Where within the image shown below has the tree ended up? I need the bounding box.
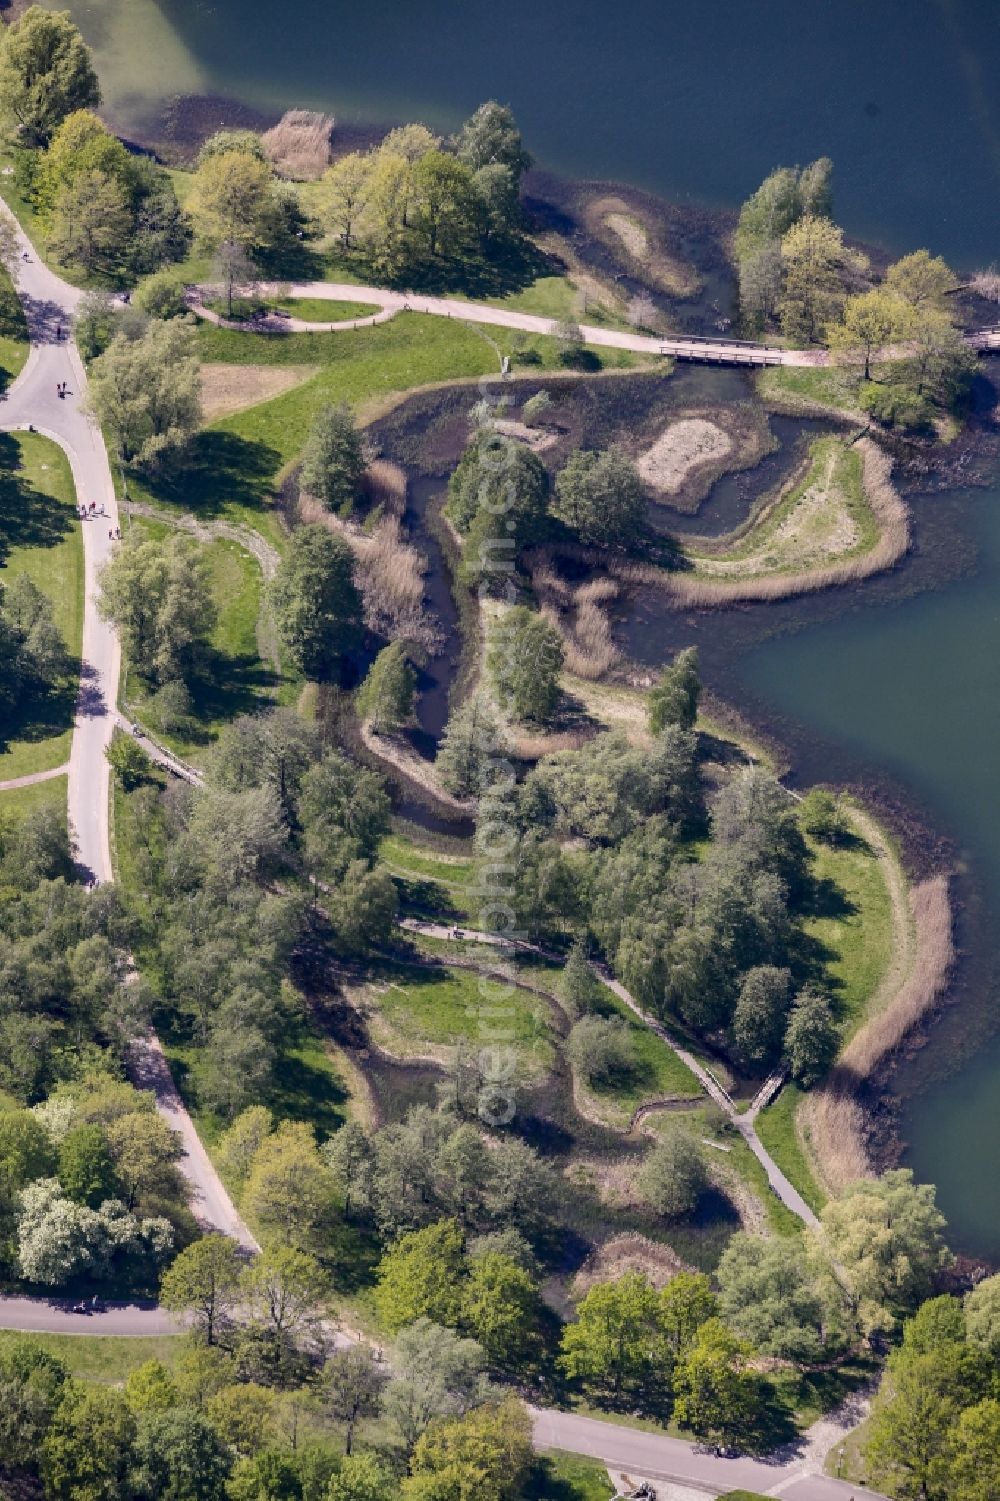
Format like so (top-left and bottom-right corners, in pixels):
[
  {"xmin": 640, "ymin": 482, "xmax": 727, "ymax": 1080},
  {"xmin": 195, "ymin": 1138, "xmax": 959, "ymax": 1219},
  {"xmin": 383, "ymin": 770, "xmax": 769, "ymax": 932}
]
[
  {"xmin": 42, "ymin": 1385, "xmax": 137, "ymax": 1501},
  {"xmin": 131, "ymin": 1405, "xmax": 231, "ymax": 1501},
  {"xmin": 447, "ymin": 433, "xmax": 549, "ymax": 584},
  {"xmin": 716, "ymin": 1232, "xmax": 844, "ymax": 1362},
  {"xmin": 298, "ymin": 750, "xmax": 390, "ymax": 883},
  {"xmin": 558, "ymin": 941, "xmax": 601, "ymax": 1018},
  {"xmin": 239, "ymin": 1246, "xmax": 328, "ymax": 1339},
  {"xmin": 187, "ymin": 150, "xmax": 278, "ymax": 253},
  {"xmin": 672, "ymin": 1318, "xmax": 765, "ymax": 1451},
  {"xmin": 658, "ymin": 1272, "xmax": 718, "ymax": 1357},
  {"xmin": 270, "ymin": 526, "xmax": 361, "ymax": 682},
  {"xmin": 455, "ymin": 101, "xmax": 531, "ymax": 190},
  {"xmin": 357, "ymin": 642, "xmax": 416, "ymax": 732},
  {"xmin": 779, "ymin": 215, "xmax": 868, "ymax": 345},
  {"xmin": 48, "ymin": 168, "xmax": 132, "ymax": 276},
  {"xmin": 461, "ymin": 1252, "xmax": 541, "ymax": 1371},
  {"xmin": 820, "ymin": 1170, "xmax": 951, "ymax": 1327},
  {"xmin": 638, "ymin": 1126, "xmax": 707, "ymax": 1220},
  {"xmin": 552, "ymin": 446, "xmax": 646, "ymax": 548},
  {"xmin": 732, "ymin": 965, "xmax": 792, "ymax": 1064},
  {"xmin": 211, "ymin": 239, "xmax": 258, "ymax": 319},
  {"xmin": 827, "ymin": 288, "xmax": 908, "ymax": 380},
  {"xmin": 375, "ymin": 1217, "xmax": 466, "ymax": 1333},
  {"xmin": 88, "ymin": 322, "xmax": 202, "ymax": 470},
  {"xmin": 405, "ymin": 1396, "xmax": 533, "ymax": 1501},
  {"xmin": 965, "ymin": 1272, "xmax": 1000, "ymax": 1357},
  {"xmin": 300, "ymin": 404, "xmax": 366, "ymax": 515},
  {"xmin": 57, "ymin": 1123, "xmax": 117, "ymax": 1207},
  {"xmin": 0, "ymin": 6, "xmax": 100, "ymax": 146},
  {"xmin": 123, "ymin": 1359, "xmax": 179, "ymax": 1414},
  {"xmin": 487, "ymin": 606, "xmax": 564, "ymax": 724},
  {"xmin": 435, "ymin": 693, "xmax": 505, "ymax": 800},
  {"xmin": 382, "ymin": 1318, "xmax": 489, "ymax": 1451},
  {"xmin": 733, "ymin": 159, "xmax": 832, "ymax": 330},
  {"xmin": 0, "ymin": 1339, "xmax": 68, "ymax": 1479},
  {"xmin": 244, "ymin": 1122, "xmax": 336, "ymax": 1249},
  {"xmin": 559, "ymin": 1271, "xmax": 662, "ymax": 1403},
  {"xmin": 159, "ymin": 1235, "xmax": 243, "ymax": 1345},
  {"xmin": 327, "ymin": 1451, "xmax": 396, "ymax": 1501},
  {"xmin": 322, "ymin": 151, "xmax": 375, "ymax": 248},
  {"xmin": 106, "ymin": 734, "xmax": 153, "ymax": 791},
  {"xmin": 885, "ymin": 249, "xmax": 955, "ymax": 310},
  {"xmin": 783, "ymin": 987, "xmax": 838, "ymax": 1086},
  {"xmin": 321, "ymin": 1346, "xmax": 387, "ymax": 1455},
  {"xmin": 866, "ymin": 1342, "xmax": 990, "ymax": 1501},
  {"xmin": 205, "ymin": 1382, "xmax": 277, "ymax": 1459},
  {"xmin": 135, "ymin": 271, "xmax": 188, "ymax": 321},
  {"xmin": 948, "ymin": 1399, "xmax": 1000, "ymax": 1501},
  {"xmin": 103, "ymin": 1109, "xmax": 183, "ymax": 1211},
  {"xmin": 566, "ymin": 1015, "xmax": 635, "ymax": 1088},
  {"xmin": 411, "ymin": 151, "xmax": 475, "ymax": 258},
  {"xmin": 648, "ymin": 646, "xmax": 700, "ymax": 733}
]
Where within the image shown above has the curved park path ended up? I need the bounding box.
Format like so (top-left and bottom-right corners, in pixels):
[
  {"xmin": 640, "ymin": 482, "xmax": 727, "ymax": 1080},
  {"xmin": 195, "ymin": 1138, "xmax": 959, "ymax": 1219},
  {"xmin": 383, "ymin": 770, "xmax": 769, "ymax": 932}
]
[
  {"xmin": 0, "ymin": 213, "xmax": 889, "ymax": 1497},
  {"xmin": 0, "ymin": 206, "xmax": 257, "ymax": 1255},
  {"xmin": 193, "ymin": 278, "xmax": 1000, "ymax": 364}
]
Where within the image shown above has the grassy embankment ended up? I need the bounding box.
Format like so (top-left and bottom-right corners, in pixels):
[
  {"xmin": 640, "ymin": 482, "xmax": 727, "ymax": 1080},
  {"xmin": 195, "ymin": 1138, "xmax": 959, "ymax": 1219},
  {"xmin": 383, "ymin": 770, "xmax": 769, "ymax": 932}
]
[
  {"xmin": 205, "ymin": 296, "xmax": 382, "ymax": 323},
  {"xmin": 0, "ymin": 1330, "xmax": 182, "ymax": 1381},
  {"xmin": 0, "ymin": 433, "xmax": 82, "ymax": 781},
  {"xmin": 661, "ymin": 435, "xmax": 908, "ymax": 605}
]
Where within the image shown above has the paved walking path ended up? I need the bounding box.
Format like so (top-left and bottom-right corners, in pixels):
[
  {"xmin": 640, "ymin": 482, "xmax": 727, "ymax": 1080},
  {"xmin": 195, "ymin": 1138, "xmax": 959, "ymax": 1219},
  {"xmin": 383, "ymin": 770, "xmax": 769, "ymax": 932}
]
[
  {"xmin": 0, "ymin": 762, "xmax": 69, "ymax": 791},
  {"xmin": 0, "ymin": 207, "xmax": 255, "ymax": 1252},
  {"xmin": 193, "ymin": 279, "xmax": 1000, "ymax": 367},
  {"xmin": 1, "ymin": 210, "xmax": 118, "ymax": 885}
]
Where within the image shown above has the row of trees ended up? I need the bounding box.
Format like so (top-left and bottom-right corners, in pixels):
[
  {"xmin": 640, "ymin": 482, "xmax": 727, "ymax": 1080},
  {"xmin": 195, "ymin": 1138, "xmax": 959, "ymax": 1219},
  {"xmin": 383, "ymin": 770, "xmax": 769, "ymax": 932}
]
[
  {"xmin": 0, "ymin": 572, "xmax": 71, "ymax": 718},
  {"xmin": 321, "ymin": 101, "xmax": 531, "ymax": 281}
]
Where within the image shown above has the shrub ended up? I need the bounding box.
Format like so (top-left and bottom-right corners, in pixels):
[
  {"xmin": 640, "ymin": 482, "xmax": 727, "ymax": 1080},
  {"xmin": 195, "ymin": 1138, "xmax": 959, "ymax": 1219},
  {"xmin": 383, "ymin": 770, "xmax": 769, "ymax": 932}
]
[
  {"xmin": 566, "ymin": 1015, "xmax": 636, "ymax": 1086},
  {"xmin": 135, "ymin": 272, "xmax": 188, "ymax": 320}
]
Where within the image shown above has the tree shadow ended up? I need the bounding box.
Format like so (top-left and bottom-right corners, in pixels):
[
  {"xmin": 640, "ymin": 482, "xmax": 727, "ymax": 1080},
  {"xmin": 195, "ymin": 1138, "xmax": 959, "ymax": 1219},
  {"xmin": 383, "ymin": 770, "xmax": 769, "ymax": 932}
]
[
  {"xmin": 140, "ymin": 432, "xmax": 282, "ymax": 519},
  {"xmin": 0, "ymin": 431, "xmax": 75, "ymax": 564},
  {"xmin": 185, "ymin": 644, "xmax": 281, "ymax": 737}
]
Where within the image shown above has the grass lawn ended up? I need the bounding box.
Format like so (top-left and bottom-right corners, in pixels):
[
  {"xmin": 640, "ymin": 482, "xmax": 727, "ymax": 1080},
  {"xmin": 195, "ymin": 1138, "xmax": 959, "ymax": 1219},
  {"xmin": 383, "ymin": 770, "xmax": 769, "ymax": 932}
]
[
  {"xmin": 121, "ymin": 522, "xmax": 278, "ymax": 762},
  {"xmin": 206, "ymin": 296, "xmax": 382, "ymax": 323},
  {"xmin": 380, "ymin": 833, "xmax": 474, "ymax": 888},
  {"xmin": 0, "ymin": 773, "xmax": 67, "ymax": 823},
  {"xmin": 0, "ymin": 1330, "xmax": 183, "ymax": 1382},
  {"xmin": 0, "ymin": 433, "xmax": 82, "ymax": 779},
  {"xmin": 580, "ymin": 984, "xmax": 703, "ymax": 1128},
  {"xmin": 521, "ymin": 1451, "xmax": 614, "ymax": 1500},
  {"xmin": 757, "ymin": 363, "xmax": 864, "ymax": 418},
  {"xmin": 756, "ymin": 1085, "xmax": 826, "ymax": 1215},
  {"xmin": 359, "ymin": 959, "xmax": 556, "ymax": 1076},
  {"xmin": 804, "ymin": 827, "xmax": 894, "ymax": 1040}
]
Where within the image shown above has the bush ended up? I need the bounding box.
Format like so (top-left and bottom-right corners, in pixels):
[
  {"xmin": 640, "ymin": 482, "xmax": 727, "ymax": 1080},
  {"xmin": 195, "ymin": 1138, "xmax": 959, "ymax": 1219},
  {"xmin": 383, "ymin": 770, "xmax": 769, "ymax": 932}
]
[
  {"xmin": 638, "ymin": 1127, "xmax": 708, "ymax": 1218},
  {"xmin": 799, "ymin": 788, "xmax": 847, "ymax": 843},
  {"xmin": 135, "ymin": 272, "xmax": 188, "ymax": 320},
  {"xmin": 566, "ymin": 1015, "xmax": 636, "ymax": 1086},
  {"xmin": 859, "ymin": 381, "xmax": 933, "ymax": 431}
]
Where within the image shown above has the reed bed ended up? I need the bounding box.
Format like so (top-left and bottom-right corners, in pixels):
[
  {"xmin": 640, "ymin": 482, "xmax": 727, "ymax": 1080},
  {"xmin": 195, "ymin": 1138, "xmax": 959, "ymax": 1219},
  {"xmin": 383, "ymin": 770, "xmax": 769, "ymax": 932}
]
[
  {"xmin": 261, "ymin": 110, "xmax": 334, "ymax": 179},
  {"xmin": 297, "ymin": 495, "xmax": 440, "ymax": 651},
  {"xmin": 530, "ymin": 557, "xmax": 622, "ymax": 680},
  {"xmin": 803, "ymin": 873, "xmax": 954, "ymax": 1194},
  {"xmin": 361, "ymin": 459, "xmax": 408, "ymax": 516}
]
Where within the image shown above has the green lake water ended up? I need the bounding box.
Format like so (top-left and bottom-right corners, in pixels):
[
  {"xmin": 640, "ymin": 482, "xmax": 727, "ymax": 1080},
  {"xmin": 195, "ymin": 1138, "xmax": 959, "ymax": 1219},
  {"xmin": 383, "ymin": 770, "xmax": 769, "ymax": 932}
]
[{"xmin": 56, "ymin": 0, "xmax": 1000, "ymax": 1252}]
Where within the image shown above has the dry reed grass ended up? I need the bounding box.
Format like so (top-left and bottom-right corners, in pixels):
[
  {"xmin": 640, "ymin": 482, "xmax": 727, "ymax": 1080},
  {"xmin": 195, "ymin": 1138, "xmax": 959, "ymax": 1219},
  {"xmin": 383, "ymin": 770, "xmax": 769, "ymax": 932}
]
[
  {"xmin": 570, "ymin": 1232, "xmax": 689, "ymax": 1297},
  {"xmin": 261, "ymin": 110, "xmax": 334, "ymax": 179},
  {"xmin": 630, "ymin": 440, "xmax": 909, "ymax": 607},
  {"xmin": 530, "ymin": 559, "xmax": 621, "ymax": 679},
  {"xmin": 803, "ymin": 874, "xmax": 954, "ymax": 1193},
  {"xmin": 298, "ymin": 495, "xmax": 440, "ymax": 650},
  {"xmin": 361, "ymin": 459, "xmax": 407, "ymax": 516}
]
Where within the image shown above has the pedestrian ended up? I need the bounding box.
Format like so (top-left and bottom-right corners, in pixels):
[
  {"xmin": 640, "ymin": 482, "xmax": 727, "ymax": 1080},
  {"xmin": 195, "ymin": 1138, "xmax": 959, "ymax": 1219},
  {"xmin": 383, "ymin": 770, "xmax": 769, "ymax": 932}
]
[
  {"xmin": 56, "ymin": 323, "xmax": 61, "ymax": 339},
  {"xmin": 109, "ymin": 528, "xmax": 113, "ymax": 539},
  {"xmin": 56, "ymin": 383, "xmax": 63, "ymax": 398}
]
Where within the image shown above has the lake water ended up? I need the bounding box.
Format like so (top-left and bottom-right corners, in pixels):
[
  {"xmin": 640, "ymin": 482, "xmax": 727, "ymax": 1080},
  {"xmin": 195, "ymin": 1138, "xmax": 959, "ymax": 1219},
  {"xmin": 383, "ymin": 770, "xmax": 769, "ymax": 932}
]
[{"xmin": 57, "ymin": 0, "xmax": 1000, "ymax": 1252}]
